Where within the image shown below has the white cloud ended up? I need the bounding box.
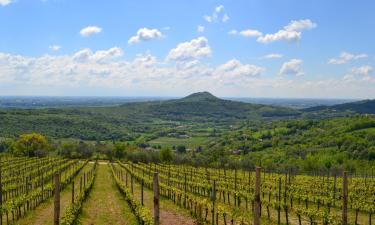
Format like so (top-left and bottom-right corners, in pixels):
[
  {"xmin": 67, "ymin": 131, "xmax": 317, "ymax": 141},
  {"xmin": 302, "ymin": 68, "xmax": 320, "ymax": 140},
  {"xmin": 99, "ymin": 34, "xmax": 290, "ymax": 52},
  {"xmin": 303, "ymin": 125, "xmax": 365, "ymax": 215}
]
[
  {"xmin": 228, "ymin": 30, "xmax": 238, "ymax": 35},
  {"xmin": 222, "ymin": 14, "xmax": 230, "ymax": 22},
  {"xmin": 167, "ymin": 37, "xmax": 211, "ymax": 61},
  {"xmin": 0, "ymin": 48, "xmax": 374, "ymax": 98},
  {"xmin": 0, "ymin": 0, "xmax": 12, "ymax": 6},
  {"xmin": 263, "ymin": 53, "xmax": 283, "ymax": 59},
  {"xmin": 351, "ymin": 65, "xmax": 373, "ymax": 76},
  {"xmin": 128, "ymin": 28, "xmax": 163, "ymax": 45},
  {"xmin": 284, "ymin": 19, "xmax": 317, "ymax": 31},
  {"xmin": 257, "ymin": 19, "xmax": 316, "ymax": 43},
  {"xmin": 239, "ymin": 29, "xmax": 263, "ymax": 38},
  {"xmin": 279, "ymin": 59, "xmax": 304, "ymax": 76},
  {"xmin": 328, "ymin": 52, "xmax": 368, "ymax": 65},
  {"xmin": 73, "ymin": 47, "xmax": 123, "ymax": 63},
  {"xmin": 204, "ymin": 5, "xmax": 229, "ymax": 23},
  {"xmin": 197, "ymin": 25, "xmax": 205, "ymax": 33},
  {"xmin": 216, "ymin": 59, "xmax": 264, "ymax": 78},
  {"xmin": 80, "ymin": 26, "xmax": 102, "ymax": 37},
  {"xmin": 49, "ymin": 45, "xmax": 61, "ymax": 51},
  {"xmin": 258, "ymin": 29, "xmax": 301, "ymax": 43}
]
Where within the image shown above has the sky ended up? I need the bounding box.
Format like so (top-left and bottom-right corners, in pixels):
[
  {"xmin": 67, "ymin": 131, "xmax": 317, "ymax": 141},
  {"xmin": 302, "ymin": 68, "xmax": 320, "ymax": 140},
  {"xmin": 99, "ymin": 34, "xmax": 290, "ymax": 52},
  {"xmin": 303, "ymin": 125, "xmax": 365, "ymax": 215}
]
[{"xmin": 0, "ymin": 0, "xmax": 374, "ymax": 98}]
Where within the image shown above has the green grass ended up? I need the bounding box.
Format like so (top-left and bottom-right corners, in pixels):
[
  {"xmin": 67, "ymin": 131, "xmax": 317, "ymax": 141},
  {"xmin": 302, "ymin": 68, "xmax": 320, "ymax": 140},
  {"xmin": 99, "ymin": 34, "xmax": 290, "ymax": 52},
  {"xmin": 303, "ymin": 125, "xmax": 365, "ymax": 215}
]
[
  {"xmin": 79, "ymin": 163, "xmax": 138, "ymax": 225},
  {"xmin": 148, "ymin": 136, "xmax": 214, "ymax": 148}
]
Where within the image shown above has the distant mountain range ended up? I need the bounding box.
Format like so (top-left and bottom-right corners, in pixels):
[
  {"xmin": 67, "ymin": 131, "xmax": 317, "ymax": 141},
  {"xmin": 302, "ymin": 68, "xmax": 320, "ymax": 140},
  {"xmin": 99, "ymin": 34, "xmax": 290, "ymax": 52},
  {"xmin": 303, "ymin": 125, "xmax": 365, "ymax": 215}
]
[{"xmin": 303, "ymin": 99, "xmax": 375, "ymax": 114}]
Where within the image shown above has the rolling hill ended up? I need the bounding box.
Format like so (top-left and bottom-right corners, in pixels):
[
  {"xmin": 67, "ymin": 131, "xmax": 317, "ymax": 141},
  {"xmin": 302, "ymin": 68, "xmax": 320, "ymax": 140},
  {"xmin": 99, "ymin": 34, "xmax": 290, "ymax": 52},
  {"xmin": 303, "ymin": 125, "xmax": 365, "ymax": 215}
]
[
  {"xmin": 0, "ymin": 92, "xmax": 300, "ymax": 140},
  {"xmin": 303, "ymin": 99, "xmax": 375, "ymax": 114}
]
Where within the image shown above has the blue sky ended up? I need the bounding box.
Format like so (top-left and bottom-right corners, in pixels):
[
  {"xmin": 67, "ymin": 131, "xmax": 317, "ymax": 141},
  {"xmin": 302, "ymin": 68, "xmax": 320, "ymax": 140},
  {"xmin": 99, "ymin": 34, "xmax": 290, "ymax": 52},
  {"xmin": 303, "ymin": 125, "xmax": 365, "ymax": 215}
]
[{"xmin": 0, "ymin": 0, "xmax": 374, "ymax": 98}]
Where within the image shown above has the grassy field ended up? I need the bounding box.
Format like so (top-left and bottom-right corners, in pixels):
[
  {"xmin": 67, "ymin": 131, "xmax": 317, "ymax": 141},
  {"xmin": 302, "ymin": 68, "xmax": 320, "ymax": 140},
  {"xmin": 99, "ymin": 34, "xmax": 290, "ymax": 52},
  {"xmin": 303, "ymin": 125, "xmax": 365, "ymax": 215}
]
[
  {"xmin": 79, "ymin": 163, "xmax": 138, "ymax": 225},
  {"xmin": 148, "ymin": 136, "xmax": 214, "ymax": 148}
]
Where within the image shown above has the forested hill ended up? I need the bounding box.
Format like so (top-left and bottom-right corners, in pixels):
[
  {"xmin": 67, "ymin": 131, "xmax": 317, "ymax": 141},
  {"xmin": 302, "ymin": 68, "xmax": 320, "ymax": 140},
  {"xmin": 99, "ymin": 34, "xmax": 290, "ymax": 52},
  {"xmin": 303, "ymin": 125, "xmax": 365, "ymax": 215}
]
[
  {"xmin": 0, "ymin": 92, "xmax": 299, "ymax": 140},
  {"xmin": 117, "ymin": 91, "xmax": 300, "ymax": 121},
  {"xmin": 303, "ymin": 99, "xmax": 375, "ymax": 114}
]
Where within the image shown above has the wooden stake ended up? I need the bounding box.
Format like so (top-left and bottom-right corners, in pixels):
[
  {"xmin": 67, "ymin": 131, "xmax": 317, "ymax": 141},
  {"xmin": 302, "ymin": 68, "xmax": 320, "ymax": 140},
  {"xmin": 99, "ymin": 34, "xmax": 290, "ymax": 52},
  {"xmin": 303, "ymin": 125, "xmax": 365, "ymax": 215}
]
[
  {"xmin": 71, "ymin": 181, "xmax": 75, "ymax": 204},
  {"xmin": 254, "ymin": 167, "xmax": 261, "ymax": 225},
  {"xmin": 54, "ymin": 173, "xmax": 60, "ymax": 225},
  {"xmin": 342, "ymin": 171, "xmax": 348, "ymax": 225},
  {"xmin": 153, "ymin": 173, "xmax": 160, "ymax": 225},
  {"xmin": 211, "ymin": 180, "xmax": 216, "ymax": 225},
  {"xmin": 141, "ymin": 180, "xmax": 144, "ymax": 206}
]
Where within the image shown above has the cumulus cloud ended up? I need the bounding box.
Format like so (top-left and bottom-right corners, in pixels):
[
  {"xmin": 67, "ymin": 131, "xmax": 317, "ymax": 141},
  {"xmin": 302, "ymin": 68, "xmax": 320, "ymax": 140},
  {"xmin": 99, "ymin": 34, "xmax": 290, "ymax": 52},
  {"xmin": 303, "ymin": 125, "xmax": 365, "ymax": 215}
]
[
  {"xmin": 49, "ymin": 45, "xmax": 61, "ymax": 51},
  {"xmin": 239, "ymin": 29, "xmax": 263, "ymax": 38},
  {"xmin": 284, "ymin": 19, "xmax": 317, "ymax": 31},
  {"xmin": 204, "ymin": 5, "xmax": 229, "ymax": 23},
  {"xmin": 328, "ymin": 52, "xmax": 368, "ymax": 65},
  {"xmin": 197, "ymin": 25, "xmax": 205, "ymax": 33},
  {"xmin": 167, "ymin": 37, "xmax": 211, "ymax": 61},
  {"xmin": 128, "ymin": 28, "xmax": 163, "ymax": 44},
  {"xmin": 0, "ymin": 0, "xmax": 12, "ymax": 6},
  {"xmin": 228, "ymin": 30, "xmax": 238, "ymax": 35},
  {"xmin": 0, "ymin": 48, "xmax": 374, "ymax": 98},
  {"xmin": 279, "ymin": 59, "xmax": 304, "ymax": 76},
  {"xmin": 216, "ymin": 59, "xmax": 264, "ymax": 78},
  {"xmin": 80, "ymin": 26, "xmax": 102, "ymax": 37},
  {"xmin": 263, "ymin": 53, "xmax": 283, "ymax": 59},
  {"xmin": 351, "ymin": 65, "xmax": 373, "ymax": 76},
  {"xmin": 73, "ymin": 47, "xmax": 123, "ymax": 63},
  {"xmin": 257, "ymin": 19, "xmax": 316, "ymax": 43}
]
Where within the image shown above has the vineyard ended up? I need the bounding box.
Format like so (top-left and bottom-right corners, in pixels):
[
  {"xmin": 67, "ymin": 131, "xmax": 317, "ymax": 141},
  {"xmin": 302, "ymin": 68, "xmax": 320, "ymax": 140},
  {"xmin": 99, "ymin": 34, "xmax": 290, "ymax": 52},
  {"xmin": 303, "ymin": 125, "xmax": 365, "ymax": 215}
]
[{"xmin": 0, "ymin": 156, "xmax": 374, "ymax": 225}]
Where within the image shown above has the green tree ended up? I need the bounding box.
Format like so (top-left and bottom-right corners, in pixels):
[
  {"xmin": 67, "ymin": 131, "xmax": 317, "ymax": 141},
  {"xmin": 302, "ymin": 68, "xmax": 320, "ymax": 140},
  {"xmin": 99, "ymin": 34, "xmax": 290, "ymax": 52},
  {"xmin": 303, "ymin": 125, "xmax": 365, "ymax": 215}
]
[
  {"xmin": 160, "ymin": 148, "xmax": 173, "ymax": 162},
  {"xmin": 12, "ymin": 133, "xmax": 51, "ymax": 157},
  {"xmin": 113, "ymin": 142, "xmax": 127, "ymax": 159},
  {"xmin": 176, "ymin": 145, "xmax": 186, "ymax": 153}
]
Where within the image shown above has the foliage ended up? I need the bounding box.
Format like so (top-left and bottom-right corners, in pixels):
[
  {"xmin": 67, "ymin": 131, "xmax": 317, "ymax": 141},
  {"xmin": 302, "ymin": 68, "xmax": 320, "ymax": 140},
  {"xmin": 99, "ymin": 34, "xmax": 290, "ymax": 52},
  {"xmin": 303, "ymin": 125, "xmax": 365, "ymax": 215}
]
[{"xmin": 11, "ymin": 133, "xmax": 51, "ymax": 157}]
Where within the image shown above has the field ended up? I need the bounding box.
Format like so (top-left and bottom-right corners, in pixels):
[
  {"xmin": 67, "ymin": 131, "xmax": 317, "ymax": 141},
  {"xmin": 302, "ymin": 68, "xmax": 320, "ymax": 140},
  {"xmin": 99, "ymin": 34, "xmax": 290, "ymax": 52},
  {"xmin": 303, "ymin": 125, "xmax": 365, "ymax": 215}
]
[
  {"xmin": 148, "ymin": 136, "xmax": 215, "ymax": 149},
  {"xmin": 1, "ymin": 156, "xmax": 373, "ymax": 225}
]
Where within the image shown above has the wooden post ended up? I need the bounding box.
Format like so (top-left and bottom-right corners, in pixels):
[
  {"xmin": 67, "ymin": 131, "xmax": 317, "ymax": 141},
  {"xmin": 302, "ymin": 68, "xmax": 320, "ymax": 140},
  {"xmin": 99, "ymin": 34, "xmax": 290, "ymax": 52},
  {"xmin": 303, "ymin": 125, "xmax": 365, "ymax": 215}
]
[
  {"xmin": 333, "ymin": 174, "xmax": 337, "ymax": 207},
  {"xmin": 80, "ymin": 177, "xmax": 82, "ymax": 193},
  {"xmin": 184, "ymin": 173, "xmax": 187, "ymax": 208},
  {"xmin": 153, "ymin": 173, "xmax": 160, "ymax": 225},
  {"xmin": 0, "ymin": 163, "xmax": 2, "ymax": 225},
  {"xmin": 342, "ymin": 171, "xmax": 348, "ymax": 225},
  {"xmin": 254, "ymin": 167, "xmax": 261, "ymax": 225},
  {"xmin": 131, "ymin": 174, "xmax": 134, "ymax": 194},
  {"xmin": 141, "ymin": 180, "xmax": 144, "ymax": 206},
  {"xmin": 278, "ymin": 177, "xmax": 281, "ymax": 225},
  {"xmin": 71, "ymin": 181, "xmax": 75, "ymax": 204},
  {"xmin": 234, "ymin": 169, "xmax": 237, "ymax": 207},
  {"xmin": 54, "ymin": 173, "xmax": 60, "ymax": 225},
  {"xmin": 211, "ymin": 180, "xmax": 216, "ymax": 225}
]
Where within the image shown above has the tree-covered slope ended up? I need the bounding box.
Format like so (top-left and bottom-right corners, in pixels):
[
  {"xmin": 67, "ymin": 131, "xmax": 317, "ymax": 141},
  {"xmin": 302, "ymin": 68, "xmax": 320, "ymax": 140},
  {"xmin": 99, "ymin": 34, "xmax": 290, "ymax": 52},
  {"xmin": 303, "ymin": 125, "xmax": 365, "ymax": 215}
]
[
  {"xmin": 0, "ymin": 92, "xmax": 299, "ymax": 140},
  {"xmin": 303, "ymin": 99, "xmax": 375, "ymax": 114}
]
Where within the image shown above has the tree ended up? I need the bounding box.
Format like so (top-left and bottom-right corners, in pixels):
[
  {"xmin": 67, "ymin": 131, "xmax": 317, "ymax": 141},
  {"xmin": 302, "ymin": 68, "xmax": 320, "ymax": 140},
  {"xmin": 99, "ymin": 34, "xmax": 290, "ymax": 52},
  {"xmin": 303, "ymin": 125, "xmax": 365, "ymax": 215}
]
[
  {"xmin": 12, "ymin": 133, "xmax": 51, "ymax": 157},
  {"xmin": 160, "ymin": 148, "xmax": 173, "ymax": 162},
  {"xmin": 176, "ymin": 145, "xmax": 186, "ymax": 153},
  {"xmin": 58, "ymin": 142, "xmax": 78, "ymax": 158},
  {"xmin": 113, "ymin": 142, "xmax": 127, "ymax": 159}
]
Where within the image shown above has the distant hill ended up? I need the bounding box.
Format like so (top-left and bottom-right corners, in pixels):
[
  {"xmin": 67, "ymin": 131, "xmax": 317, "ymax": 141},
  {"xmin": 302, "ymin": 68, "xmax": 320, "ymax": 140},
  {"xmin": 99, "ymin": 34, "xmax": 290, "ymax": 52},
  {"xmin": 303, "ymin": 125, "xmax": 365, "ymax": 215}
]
[
  {"xmin": 0, "ymin": 92, "xmax": 300, "ymax": 140},
  {"xmin": 116, "ymin": 92, "xmax": 300, "ymax": 122},
  {"xmin": 303, "ymin": 99, "xmax": 375, "ymax": 114}
]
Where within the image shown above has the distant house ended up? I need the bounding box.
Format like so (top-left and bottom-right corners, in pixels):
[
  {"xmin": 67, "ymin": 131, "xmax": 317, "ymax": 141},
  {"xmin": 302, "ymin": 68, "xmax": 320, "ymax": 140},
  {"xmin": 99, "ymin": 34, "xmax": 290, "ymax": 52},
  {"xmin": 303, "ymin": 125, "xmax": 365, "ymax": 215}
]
[
  {"xmin": 144, "ymin": 147, "xmax": 160, "ymax": 152},
  {"xmin": 179, "ymin": 134, "xmax": 190, "ymax": 138},
  {"xmin": 231, "ymin": 149, "xmax": 242, "ymax": 155}
]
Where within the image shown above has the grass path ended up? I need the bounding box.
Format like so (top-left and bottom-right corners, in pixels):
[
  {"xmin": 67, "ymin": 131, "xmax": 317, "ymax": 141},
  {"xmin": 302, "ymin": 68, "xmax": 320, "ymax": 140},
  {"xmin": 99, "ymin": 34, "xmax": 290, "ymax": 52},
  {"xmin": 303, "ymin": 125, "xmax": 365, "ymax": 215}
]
[
  {"xmin": 129, "ymin": 171, "xmax": 197, "ymax": 225},
  {"xmin": 16, "ymin": 161, "xmax": 92, "ymax": 225},
  {"xmin": 79, "ymin": 163, "xmax": 138, "ymax": 225}
]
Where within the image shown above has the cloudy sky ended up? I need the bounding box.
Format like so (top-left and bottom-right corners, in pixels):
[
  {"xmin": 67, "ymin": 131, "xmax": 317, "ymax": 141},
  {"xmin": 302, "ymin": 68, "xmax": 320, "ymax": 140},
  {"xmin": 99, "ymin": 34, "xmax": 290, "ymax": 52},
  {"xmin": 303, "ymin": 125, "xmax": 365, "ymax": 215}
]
[{"xmin": 0, "ymin": 0, "xmax": 374, "ymax": 98}]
